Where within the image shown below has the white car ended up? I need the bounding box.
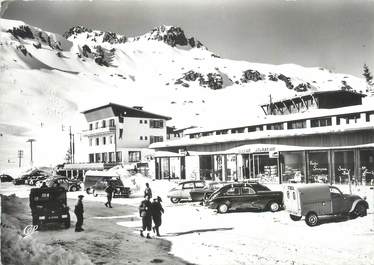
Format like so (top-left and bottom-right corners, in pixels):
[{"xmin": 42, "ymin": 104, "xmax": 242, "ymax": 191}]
[{"xmin": 167, "ymin": 180, "xmax": 205, "ymax": 203}]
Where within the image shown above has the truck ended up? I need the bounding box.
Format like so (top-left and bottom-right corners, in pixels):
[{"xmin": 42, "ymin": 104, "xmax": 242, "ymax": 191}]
[
  {"xmin": 29, "ymin": 187, "xmax": 70, "ymax": 229},
  {"xmin": 284, "ymin": 184, "xmax": 369, "ymax": 226}
]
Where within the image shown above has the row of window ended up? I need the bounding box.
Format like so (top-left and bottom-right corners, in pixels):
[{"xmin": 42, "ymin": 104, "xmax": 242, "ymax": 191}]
[
  {"xmin": 89, "ymin": 136, "xmax": 114, "ymax": 146},
  {"xmin": 89, "ymin": 119, "xmax": 117, "ymax": 130},
  {"xmin": 189, "ymin": 111, "xmax": 374, "ymax": 139},
  {"xmin": 88, "ymin": 151, "xmax": 141, "ymax": 163}
]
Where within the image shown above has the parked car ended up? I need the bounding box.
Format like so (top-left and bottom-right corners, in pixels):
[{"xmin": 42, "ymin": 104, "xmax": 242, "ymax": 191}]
[
  {"xmin": 167, "ymin": 180, "xmax": 206, "ymax": 203},
  {"xmin": 284, "ymin": 184, "xmax": 369, "ymax": 226},
  {"xmin": 45, "ymin": 176, "xmax": 81, "ymax": 192},
  {"xmin": 14, "ymin": 169, "xmax": 50, "ymax": 185},
  {"xmin": 206, "ymin": 182, "xmax": 283, "ymax": 213},
  {"xmin": 91, "ymin": 178, "xmax": 131, "ymax": 198},
  {"xmin": 29, "ymin": 186, "xmax": 70, "ymax": 229},
  {"xmin": 190, "ymin": 181, "xmax": 232, "ymax": 202},
  {"xmin": 0, "ymin": 174, "xmax": 13, "ymax": 182},
  {"xmin": 84, "ymin": 170, "xmax": 121, "ymax": 194}
]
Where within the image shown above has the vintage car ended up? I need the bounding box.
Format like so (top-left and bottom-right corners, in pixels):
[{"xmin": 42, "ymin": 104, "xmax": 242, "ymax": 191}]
[
  {"xmin": 91, "ymin": 178, "xmax": 131, "ymax": 198},
  {"xmin": 205, "ymin": 182, "xmax": 283, "ymax": 213},
  {"xmin": 14, "ymin": 169, "xmax": 49, "ymax": 185},
  {"xmin": 284, "ymin": 184, "xmax": 369, "ymax": 226},
  {"xmin": 45, "ymin": 176, "xmax": 81, "ymax": 192},
  {"xmin": 189, "ymin": 181, "xmax": 232, "ymax": 202},
  {"xmin": 167, "ymin": 180, "xmax": 206, "ymax": 203},
  {"xmin": 29, "ymin": 187, "xmax": 70, "ymax": 229},
  {"xmin": 0, "ymin": 174, "xmax": 13, "ymax": 182}
]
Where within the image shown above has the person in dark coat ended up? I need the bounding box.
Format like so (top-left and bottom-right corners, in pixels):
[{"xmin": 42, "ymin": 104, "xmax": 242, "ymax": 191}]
[
  {"xmin": 74, "ymin": 195, "xmax": 84, "ymax": 232},
  {"xmin": 139, "ymin": 195, "xmax": 152, "ymax": 238},
  {"xmin": 104, "ymin": 182, "xmax": 114, "ymax": 208},
  {"xmin": 144, "ymin": 183, "xmax": 152, "ymax": 198},
  {"xmin": 151, "ymin": 196, "xmax": 164, "ymax": 237}
]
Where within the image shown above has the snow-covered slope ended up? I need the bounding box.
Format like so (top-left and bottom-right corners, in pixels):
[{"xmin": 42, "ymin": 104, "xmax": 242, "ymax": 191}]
[{"xmin": 0, "ymin": 18, "xmax": 370, "ymax": 168}]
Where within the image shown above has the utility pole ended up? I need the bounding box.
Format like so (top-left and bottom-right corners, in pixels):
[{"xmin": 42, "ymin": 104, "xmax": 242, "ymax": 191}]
[
  {"xmin": 17, "ymin": 150, "xmax": 24, "ymax": 167},
  {"xmin": 26, "ymin": 139, "xmax": 36, "ymax": 167},
  {"xmin": 69, "ymin": 126, "xmax": 75, "ymax": 164}
]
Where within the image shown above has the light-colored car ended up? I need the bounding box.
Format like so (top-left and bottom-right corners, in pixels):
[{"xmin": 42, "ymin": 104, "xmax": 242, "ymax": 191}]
[
  {"xmin": 45, "ymin": 176, "xmax": 81, "ymax": 192},
  {"xmin": 284, "ymin": 184, "xmax": 369, "ymax": 226},
  {"xmin": 167, "ymin": 180, "xmax": 206, "ymax": 203}
]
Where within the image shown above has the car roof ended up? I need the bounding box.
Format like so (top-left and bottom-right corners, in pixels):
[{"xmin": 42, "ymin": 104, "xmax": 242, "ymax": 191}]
[{"xmin": 179, "ymin": 180, "xmax": 205, "ymax": 184}]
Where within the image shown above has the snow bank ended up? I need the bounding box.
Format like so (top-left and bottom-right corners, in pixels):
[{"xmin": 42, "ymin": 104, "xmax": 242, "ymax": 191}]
[{"xmin": 1, "ymin": 195, "xmax": 93, "ymax": 265}]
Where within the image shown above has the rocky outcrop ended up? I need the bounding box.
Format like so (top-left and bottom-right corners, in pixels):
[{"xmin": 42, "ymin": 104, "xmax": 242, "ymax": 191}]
[
  {"xmin": 277, "ymin": 74, "xmax": 294, "ymax": 90},
  {"xmin": 175, "ymin": 70, "xmax": 223, "ymax": 90},
  {"xmin": 241, "ymin": 69, "xmax": 265, "ymax": 82},
  {"xmin": 102, "ymin": 32, "xmax": 127, "ymax": 44},
  {"xmin": 7, "ymin": 26, "xmax": 34, "ymax": 39},
  {"xmin": 63, "ymin": 26, "xmax": 92, "ymax": 39},
  {"xmin": 16, "ymin": 45, "xmax": 32, "ymax": 57},
  {"xmin": 294, "ymin": 82, "xmax": 311, "ymax": 92}
]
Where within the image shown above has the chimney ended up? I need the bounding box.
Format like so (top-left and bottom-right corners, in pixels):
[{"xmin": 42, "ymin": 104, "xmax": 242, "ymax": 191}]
[{"xmin": 133, "ymin": 106, "xmax": 143, "ymax": 110}]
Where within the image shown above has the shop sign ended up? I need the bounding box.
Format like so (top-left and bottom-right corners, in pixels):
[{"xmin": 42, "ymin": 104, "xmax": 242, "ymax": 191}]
[{"xmin": 237, "ymin": 146, "xmax": 277, "ymax": 154}]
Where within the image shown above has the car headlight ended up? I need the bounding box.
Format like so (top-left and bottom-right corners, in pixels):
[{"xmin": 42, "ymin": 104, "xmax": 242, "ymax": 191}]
[{"xmin": 39, "ymin": 216, "xmax": 45, "ymax": 220}]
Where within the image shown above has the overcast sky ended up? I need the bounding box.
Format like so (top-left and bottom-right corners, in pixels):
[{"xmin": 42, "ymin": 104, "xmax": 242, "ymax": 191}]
[{"xmin": 2, "ymin": 0, "xmax": 374, "ymax": 77}]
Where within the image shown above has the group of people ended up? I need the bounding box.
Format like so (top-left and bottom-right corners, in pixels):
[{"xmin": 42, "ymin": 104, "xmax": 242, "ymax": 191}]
[
  {"xmin": 73, "ymin": 182, "xmax": 165, "ymax": 237},
  {"xmin": 139, "ymin": 183, "xmax": 165, "ymax": 238}
]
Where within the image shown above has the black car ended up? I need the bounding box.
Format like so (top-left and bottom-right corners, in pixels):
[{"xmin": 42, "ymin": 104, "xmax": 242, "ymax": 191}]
[
  {"xmin": 0, "ymin": 174, "xmax": 13, "ymax": 182},
  {"xmin": 91, "ymin": 178, "xmax": 131, "ymax": 198},
  {"xmin": 29, "ymin": 187, "xmax": 70, "ymax": 229},
  {"xmin": 206, "ymin": 182, "xmax": 283, "ymax": 213},
  {"xmin": 189, "ymin": 181, "xmax": 233, "ymax": 202}
]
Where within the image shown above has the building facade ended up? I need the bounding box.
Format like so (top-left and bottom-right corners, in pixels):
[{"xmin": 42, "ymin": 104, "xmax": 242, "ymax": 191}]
[
  {"xmin": 151, "ymin": 91, "xmax": 374, "ymax": 186},
  {"xmin": 82, "ymin": 103, "xmax": 171, "ymax": 165}
]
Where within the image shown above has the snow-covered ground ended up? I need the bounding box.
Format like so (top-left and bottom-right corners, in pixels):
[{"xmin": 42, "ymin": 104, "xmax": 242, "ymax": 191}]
[{"xmin": 2, "ymin": 180, "xmax": 374, "ymax": 265}]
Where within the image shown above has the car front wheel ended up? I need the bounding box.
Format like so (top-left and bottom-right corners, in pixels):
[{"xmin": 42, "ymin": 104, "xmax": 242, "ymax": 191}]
[
  {"xmin": 290, "ymin": 214, "xmax": 302, "ymax": 221},
  {"xmin": 305, "ymin": 212, "xmax": 319, "ymax": 227},
  {"xmin": 93, "ymin": 190, "xmax": 98, "ymax": 197},
  {"xmin": 269, "ymin": 202, "xmax": 280, "ymax": 212},
  {"xmin": 170, "ymin": 197, "xmax": 180, "ymax": 204},
  {"xmin": 70, "ymin": 186, "xmax": 77, "ymax": 192},
  {"xmin": 352, "ymin": 203, "xmax": 367, "ymax": 218},
  {"xmin": 218, "ymin": 203, "xmax": 228, "ymax": 214}
]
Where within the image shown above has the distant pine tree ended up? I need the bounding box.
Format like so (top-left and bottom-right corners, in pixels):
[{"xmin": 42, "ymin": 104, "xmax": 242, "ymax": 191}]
[{"xmin": 363, "ymin": 64, "xmax": 373, "ymax": 85}]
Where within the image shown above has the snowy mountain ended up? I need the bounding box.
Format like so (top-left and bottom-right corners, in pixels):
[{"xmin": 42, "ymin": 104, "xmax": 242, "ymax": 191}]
[{"xmin": 0, "ymin": 18, "xmax": 370, "ymax": 168}]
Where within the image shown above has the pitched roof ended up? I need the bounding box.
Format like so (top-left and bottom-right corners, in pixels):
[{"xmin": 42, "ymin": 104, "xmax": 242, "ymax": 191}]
[{"xmin": 81, "ymin": 103, "xmax": 172, "ymax": 120}]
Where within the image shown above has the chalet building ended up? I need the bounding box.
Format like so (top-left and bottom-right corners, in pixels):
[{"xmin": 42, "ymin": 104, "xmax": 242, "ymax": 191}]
[
  {"xmin": 82, "ymin": 103, "xmax": 171, "ymax": 165},
  {"xmin": 150, "ymin": 90, "xmax": 374, "ymax": 186}
]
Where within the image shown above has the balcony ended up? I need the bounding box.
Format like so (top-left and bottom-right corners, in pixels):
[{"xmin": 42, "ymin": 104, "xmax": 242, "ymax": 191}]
[{"xmin": 82, "ymin": 126, "xmax": 116, "ymax": 137}]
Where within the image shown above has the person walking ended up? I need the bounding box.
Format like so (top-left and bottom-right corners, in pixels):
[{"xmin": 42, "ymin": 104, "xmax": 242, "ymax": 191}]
[
  {"xmin": 74, "ymin": 195, "xmax": 84, "ymax": 232},
  {"xmin": 104, "ymin": 182, "xmax": 114, "ymax": 208},
  {"xmin": 139, "ymin": 195, "xmax": 152, "ymax": 239},
  {"xmin": 151, "ymin": 196, "xmax": 164, "ymax": 237},
  {"xmin": 144, "ymin": 182, "xmax": 152, "ymax": 198}
]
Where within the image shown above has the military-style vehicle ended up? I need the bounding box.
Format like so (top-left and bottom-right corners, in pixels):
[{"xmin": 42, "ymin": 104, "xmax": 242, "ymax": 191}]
[{"xmin": 29, "ymin": 187, "xmax": 70, "ymax": 229}]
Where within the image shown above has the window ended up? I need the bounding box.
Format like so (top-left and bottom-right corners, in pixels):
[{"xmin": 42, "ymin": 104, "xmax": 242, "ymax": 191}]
[
  {"xmin": 140, "ymin": 120, "xmax": 143, "ymax": 124},
  {"xmin": 89, "ymin": 138, "xmax": 92, "ymax": 146},
  {"xmin": 102, "ymin": 137, "xmax": 106, "ymax": 145},
  {"xmin": 267, "ymin": 123, "xmax": 284, "ymax": 130},
  {"xmin": 287, "ymin": 120, "xmax": 306, "ymax": 129},
  {"xmin": 109, "ymin": 136, "xmax": 113, "ymax": 144},
  {"xmin": 95, "ymin": 122, "xmax": 99, "ymax": 129},
  {"xmin": 118, "ymin": 116, "xmax": 124, "ymax": 123},
  {"xmin": 89, "ymin": 124, "xmax": 93, "ymax": 130},
  {"xmin": 224, "ymin": 187, "xmax": 240, "ymax": 196},
  {"xmin": 109, "ymin": 119, "xmax": 115, "ymax": 126},
  {"xmin": 128, "ymin": 151, "xmax": 141, "ymax": 162},
  {"xmin": 116, "ymin": 151, "xmax": 122, "ymax": 162},
  {"xmin": 95, "ymin": 153, "xmax": 101, "ymax": 162},
  {"xmin": 119, "ymin": 129, "xmax": 123, "ymax": 139},
  {"xmin": 150, "ymin": 136, "xmax": 163, "ymax": 144},
  {"xmin": 216, "ymin": 130, "xmax": 228, "ymax": 135},
  {"xmin": 140, "ymin": 136, "xmax": 143, "ymax": 140},
  {"xmin": 231, "ymin": 128, "xmax": 245, "ymax": 134},
  {"xmin": 150, "ymin": 120, "xmax": 164, "ymax": 128},
  {"xmin": 102, "ymin": 152, "xmax": 107, "ymax": 162},
  {"xmin": 242, "ymin": 187, "xmax": 255, "ymax": 194},
  {"xmin": 144, "ymin": 136, "xmax": 148, "ymax": 140},
  {"xmin": 182, "ymin": 182, "xmax": 194, "ymax": 189},
  {"xmin": 194, "ymin": 182, "xmax": 205, "ymax": 188},
  {"xmin": 108, "ymin": 152, "xmax": 114, "ymax": 163},
  {"xmin": 95, "ymin": 138, "xmax": 99, "ymax": 146},
  {"xmin": 89, "ymin": 153, "xmax": 94, "ymax": 163},
  {"xmin": 311, "ymin": 118, "xmax": 332, "ymax": 128},
  {"xmin": 102, "ymin": 120, "xmax": 106, "ymax": 128},
  {"xmin": 144, "ymin": 120, "xmax": 148, "ymax": 124}
]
